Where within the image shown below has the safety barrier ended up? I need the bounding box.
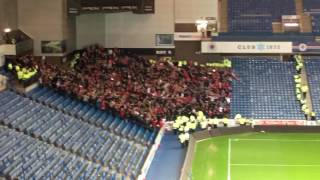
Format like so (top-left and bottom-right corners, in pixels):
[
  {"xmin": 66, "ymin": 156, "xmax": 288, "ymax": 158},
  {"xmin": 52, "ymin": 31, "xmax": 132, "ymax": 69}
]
[
  {"xmin": 253, "ymin": 119, "xmax": 306, "ymax": 126},
  {"xmin": 0, "ymin": 74, "xmax": 8, "ymax": 91},
  {"xmin": 138, "ymin": 127, "xmax": 165, "ymax": 180}
]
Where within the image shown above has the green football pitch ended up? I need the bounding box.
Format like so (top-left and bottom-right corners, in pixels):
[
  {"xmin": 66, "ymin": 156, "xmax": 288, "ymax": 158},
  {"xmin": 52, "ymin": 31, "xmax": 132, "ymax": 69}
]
[{"xmin": 192, "ymin": 132, "xmax": 320, "ymax": 180}]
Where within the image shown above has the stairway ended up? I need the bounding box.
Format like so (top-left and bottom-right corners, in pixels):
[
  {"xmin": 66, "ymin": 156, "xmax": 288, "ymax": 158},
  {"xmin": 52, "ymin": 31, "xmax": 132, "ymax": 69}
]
[
  {"xmin": 301, "ymin": 15, "xmax": 312, "ymax": 32},
  {"xmin": 272, "ymin": 22, "xmax": 283, "ymax": 33},
  {"xmin": 218, "ymin": 0, "xmax": 228, "ymax": 32},
  {"xmin": 296, "ymin": 0, "xmax": 313, "ymax": 32},
  {"xmin": 295, "ymin": 0, "xmax": 304, "ymax": 15},
  {"xmin": 301, "ymin": 61, "xmax": 314, "ymax": 120}
]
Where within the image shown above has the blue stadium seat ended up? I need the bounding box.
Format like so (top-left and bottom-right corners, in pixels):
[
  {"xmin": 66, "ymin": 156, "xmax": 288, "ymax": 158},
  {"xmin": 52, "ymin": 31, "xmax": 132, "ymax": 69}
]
[
  {"xmin": 303, "ymin": 0, "xmax": 320, "ymax": 13},
  {"xmin": 311, "ymin": 14, "xmax": 320, "ymax": 33},
  {"xmin": 305, "ymin": 58, "xmax": 320, "ymax": 119},
  {"xmin": 231, "ymin": 57, "xmax": 304, "ymax": 119},
  {"xmin": 0, "ymin": 126, "xmax": 127, "ymax": 179},
  {"xmin": 228, "ymin": 0, "xmax": 296, "ymax": 32},
  {"xmin": 0, "ymin": 89, "xmax": 152, "ymax": 179},
  {"xmin": 25, "ymin": 87, "xmax": 157, "ymax": 145}
]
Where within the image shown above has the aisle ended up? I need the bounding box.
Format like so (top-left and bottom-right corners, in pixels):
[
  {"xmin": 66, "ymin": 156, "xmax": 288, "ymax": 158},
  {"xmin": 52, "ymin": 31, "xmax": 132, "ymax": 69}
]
[{"xmin": 146, "ymin": 131, "xmax": 187, "ymax": 180}]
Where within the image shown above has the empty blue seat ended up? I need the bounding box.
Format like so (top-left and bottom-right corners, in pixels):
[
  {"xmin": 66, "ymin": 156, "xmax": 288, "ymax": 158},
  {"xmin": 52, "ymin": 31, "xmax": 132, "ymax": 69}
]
[
  {"xmin": 305, "ymin": 58, "xmax": 320, "ymax": 119},
  {"xmin": 228, "ymin": 0, "xmax": 295, "ymax": 32},
  {"xmin": 0, "ymin": 89, "xmax": 155, "ymax": 179},
  {"xmin": 231, "ymin": 57, "xmax": 304, "ymax": 119},
  {"xmin": 304, "ymin": 0, "xmax": 320, "ymax": 13},
  {"xmin": 24, "ymin": 87, "xmax": 157, "ymax": 145},
  {"xmin": 0, "ymin": 127, "xmax": 115, "ymax": 179}
]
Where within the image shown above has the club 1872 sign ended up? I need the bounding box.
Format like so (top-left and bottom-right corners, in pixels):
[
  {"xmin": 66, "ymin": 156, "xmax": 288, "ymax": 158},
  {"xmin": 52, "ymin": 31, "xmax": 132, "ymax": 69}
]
[{"xmin": 202, "ymin": 41, "xmax": 293, "ymax": 53}]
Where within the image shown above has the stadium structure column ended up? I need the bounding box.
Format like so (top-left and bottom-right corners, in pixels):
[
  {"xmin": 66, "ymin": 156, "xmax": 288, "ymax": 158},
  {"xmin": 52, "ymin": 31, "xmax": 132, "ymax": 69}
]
[
  {"xmin": 0, "ymin": 54, "xmax": 4, "ymax": 67},
  {"xmin": 300, "ymin": 57, "xmax": 313, "ymax": 120}
]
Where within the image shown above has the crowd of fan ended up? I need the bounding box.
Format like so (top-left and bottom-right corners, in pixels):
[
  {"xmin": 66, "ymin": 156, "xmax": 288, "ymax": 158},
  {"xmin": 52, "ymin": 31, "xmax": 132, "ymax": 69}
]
[
  {"xmin": 36, "ymin": 45, "xmax": 236, "ymax": 128},
  {"xmin": 294, "ymin": 55, "xmax": 316, "ymax": 120},
  {"xmin": 6, "ymin": 55, "xmax": 39, "ymax": 86},
  {"xmin": 173, "ymin": 111, "xmax": 251, "ymax": 145}
]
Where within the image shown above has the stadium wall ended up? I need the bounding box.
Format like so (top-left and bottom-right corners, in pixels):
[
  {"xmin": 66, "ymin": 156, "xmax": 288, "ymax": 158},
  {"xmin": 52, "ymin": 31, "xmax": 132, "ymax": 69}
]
[
  {"xmin": 0, "ymin": 0, "xmax": 18, "ymax": 44},
  {"xmin": 76, "ymin": 0, "xmax": 174, "ymax": 49},
  {"xmin": 62, "ymin": 0, "xmax": 76, "ymax": 57},
  {"xmin": 76, "ymin": 14, "xmax": 106, "ymax": 48},
  {"xmin": 17, "ymin": 0, "xmax": 76, "ymax": 56},
  {"xmin": 76, "ymin": 0, "xmax": 219, "ymax": 49},
  {"xmin": 174, "ymin": 0, "xmax": 218, "ymax": 23},
  {"xmin": 104, "ymin": 0, "xmax": 174, "ymax": 49},
  {"xmin": 17, "ymin": 0, "xmax": 64, "ymax": 56}
]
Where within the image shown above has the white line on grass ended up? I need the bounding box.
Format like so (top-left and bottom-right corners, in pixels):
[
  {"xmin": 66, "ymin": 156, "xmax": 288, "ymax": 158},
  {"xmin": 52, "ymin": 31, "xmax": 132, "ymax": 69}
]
[
  {"xmin": 227, "ymin": 138, "xmax": 231, "ymax": 180},
  {"xmin": 231, "ymin": 163, "xmax": 320, "ymax": 167},
  {"xmin": 231, "ymin": 138, "xmax": 320, "ymax": 142}
]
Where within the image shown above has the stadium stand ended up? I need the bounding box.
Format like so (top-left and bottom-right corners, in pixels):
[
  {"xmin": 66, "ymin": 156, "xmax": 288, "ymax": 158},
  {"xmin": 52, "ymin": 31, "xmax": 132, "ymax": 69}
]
[
  {"xmin": 25, "ymin": 86, "xmax": 156, "ymax": 146},
  {"xmin": 303, "ymin": 0, "xmax": 320, "ymax": 13},
  {"xmin": 36, "ymin": 47, "xmax": 234, "ymax": 126},
  {"xmin": 0, "ymin": 125, "xmax": 125, "ymax": 179},
  {"xmin": 0, "ymin": 89, "xmax": 153, "ymax": 179},
  {"xmin": 228, "ymin": 16, "xmax": 273, "ymax": 33},
  {"xmin": 311, "ymin": 14, "xmax": 320, "ymax": 33},
  {"xmin": 5, "ymin": 0, "xmax": 320, "ymax": 180},
  {"xmin": 305, "ymin": 57, "xmax": 320, "ymax": 119},
  {"xmin": 231, "ymin": 57, "xmax": 304, "ymax": 119},
  {"xmin": 228, "ymin": 0, "xmax": 296, "ymax": 32},
  {"xmin": 213, "ymin": 33, "xmax": 316, "ymax": 42}
]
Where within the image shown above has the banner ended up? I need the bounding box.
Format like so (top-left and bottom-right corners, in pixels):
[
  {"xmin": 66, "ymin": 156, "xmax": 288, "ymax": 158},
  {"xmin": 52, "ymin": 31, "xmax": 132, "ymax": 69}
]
[
  {"xmin": 41, "ymin": 40, "xmax": 66, "ymax": 54},
  {"xmin": 201, "ymin": 41, "xmax": 293, "ymax": 53},
  {"xmin": 174, "ymin": 32, "xmax": 203, "ymax": 41},
  {"xmin": 253, "ymin": 120, "xmax": 306, "ymax": 126},
  {"xmin": 67, "ymin": 0, "xmax": 80, "ymax": 16},
  {"xmin": 292, "ymin": 42, "xmax": 320, "ymax": 53},
  {"xmin": 80, "ymin": 0, "xmax": 154, "ymax": 14}
]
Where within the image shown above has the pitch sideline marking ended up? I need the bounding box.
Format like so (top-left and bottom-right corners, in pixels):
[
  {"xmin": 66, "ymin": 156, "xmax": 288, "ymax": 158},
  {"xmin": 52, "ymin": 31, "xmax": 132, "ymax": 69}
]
[
  {"xmin": 230, "ymin": 138, "xmax": 320, "ymax": 170},
  {"xmin": 231, "ymin": 163, "xmax": 320, "ymax": 167},
  {"xmin": 230, "ymin": 138, "xmax": 320, "ymax": 142},
  {"xmin": 227, "ymin": 138, "xmax": 231, "ymax": 180}
]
